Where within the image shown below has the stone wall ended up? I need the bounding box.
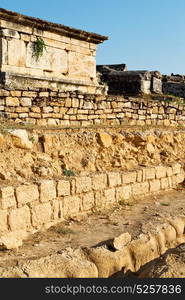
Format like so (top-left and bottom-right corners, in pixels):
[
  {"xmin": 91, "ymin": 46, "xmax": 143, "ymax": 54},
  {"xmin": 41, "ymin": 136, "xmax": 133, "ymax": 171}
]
[
  {"xmin": 162, "ymin": 74, "xmax": 185, "ymax": 98},
  {"xmin": 97, "ymin": 65, "xmax": 162, "ymax": 95},
  {"xmin": 1, "ymin": 88, "xmax": 185, "ymax": 127},
  {"xmin": 0, "ymin": 163, "xmax": 184, "ymax": 249}
]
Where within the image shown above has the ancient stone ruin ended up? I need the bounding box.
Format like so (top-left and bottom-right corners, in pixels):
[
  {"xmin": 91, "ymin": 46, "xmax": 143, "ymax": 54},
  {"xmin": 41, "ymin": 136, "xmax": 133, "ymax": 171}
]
[{"xmin": 0, "ymin": 8, "xmax": 185, "ymax": 279}]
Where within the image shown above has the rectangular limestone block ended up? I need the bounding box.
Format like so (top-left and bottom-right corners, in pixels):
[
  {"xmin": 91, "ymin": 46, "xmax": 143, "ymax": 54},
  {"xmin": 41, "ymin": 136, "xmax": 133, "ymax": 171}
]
[
  {"xmin": 145, "ymin": 167, "xmax": 155, "ymax": 180},
  {"xmin": 51, "ymin": 199, "xmax": 60, "ymax": 220},
  {"xmin": 160, "ymin": 177, "xmax": 169, "ymax": 190},
  {"xmin": 8, "ymin": 39, "xmax": 26, "ymax": 67},
  {"xmin": 155, "ymin": 166, "xmax": 167, "ymax": 179},
  {"xmin": 104, "ymin": 188, "xmax": 116, "ymax": 207},
  {"xmin": 116, "ymin": 185, "xmax": 132, "ymax": 201},
  {"xmin": 92, "ymin": 173, "xmax": 107, "ymax": 190},
  {"xmin": 75, "ymin": 177, "xmax": 92, "ymax": 193},
  {"xmin": 31, "ymin": 203, "xmax": 52, "ymax": 227},
  {"xmin": 9, "ymin": 206, "xmax": 31, "ymax": 231},
  {"xmin": 132, "ymin": 182, "xmax": 149, "ymax": 195},
  {"xmin": 6, "ymin": 97, "xmax": 20, "ymax": 106},
  {"xmin": 57, "ymin": 180, "xmax": 71, "ymax": 196},
  {"xmin": 63, "ymin": 195, "xmax": 81, "ymax": 218},
  {"xmin": 0, "ymin": 186, "xmax": 16, "ymax": 209},
  {"xmin": 122, "ymin": 171, "xmax": 137, "ymax": 184},
  {"xmin": 137, "ymin": 169, "xmax": 143, "ymax": 182},
  {"xmin": 166, "ymin": 167, "xmax": 173, "ymax": 177},
  {"xmin": 82, "ymin": 192, "xmax": 95, "ymax": 211},
  {"xmin": 149, "ymin": 179, "xmax": 161, "ymax": 192},
  {"xmin": 39, "ymin": 180, "xmax": 56, "ymax": 202},
  {"xmin": 172, "ymin": 163, "xmax": 181, "ymax": 175},
  {"xmin": 108, "ymin": 172, "xmax": 121, "ymax": 187},
  {"xmin": 0, "ymin": 210, "xmax": 8, "ymax": 232},
  {"xmin": 15, "ymin": 184, "xmax": 39, "ymax": 207},
  {"xmin": 20, "ymin": 98, "xmax": 32, "ymax": 107},
  {"xmin": 175, "ymin": 172, "xmax": 185, "ymax": 184}
]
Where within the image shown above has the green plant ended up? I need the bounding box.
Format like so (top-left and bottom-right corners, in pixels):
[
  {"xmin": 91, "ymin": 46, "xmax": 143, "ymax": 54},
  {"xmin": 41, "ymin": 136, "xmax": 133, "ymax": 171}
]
[
  {"xmin": 29, "ymin": 135, "xmax": 35, "ymax": 142},
  {"xmin": 63, "ymin": 168, "xmax": 75, "ymax": 176},
  {"xmin": 33, "ymin": 37, "xmax": 46, "ymax": 60},
  {"xmin": 160, "ymin": 202, "xmax": 170, "ymax": 206}
]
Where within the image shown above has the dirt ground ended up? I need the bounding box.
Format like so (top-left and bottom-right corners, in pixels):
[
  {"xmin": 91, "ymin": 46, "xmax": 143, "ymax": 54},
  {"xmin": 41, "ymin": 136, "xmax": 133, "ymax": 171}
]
[{"xmin": 0, "ymin": 186, "xmax": 185, "ymax": 277}]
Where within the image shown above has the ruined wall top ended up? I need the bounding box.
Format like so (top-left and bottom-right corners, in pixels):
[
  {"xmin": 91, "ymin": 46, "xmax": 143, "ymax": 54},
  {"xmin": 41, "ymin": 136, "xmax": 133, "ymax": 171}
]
[{"xmin": 0, "ymin": 8, "xmax": 108, "ymax": 44}]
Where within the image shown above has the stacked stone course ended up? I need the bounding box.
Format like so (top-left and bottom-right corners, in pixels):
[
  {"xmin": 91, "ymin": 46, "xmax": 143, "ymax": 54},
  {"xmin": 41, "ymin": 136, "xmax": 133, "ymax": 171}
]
[
  {"xmin": 1, "ymin": 89, "xmax": 185, "ymax": 127},
  {"xmin": 0, "ymin": 163, "xmax": 184, "ymax": 248}
]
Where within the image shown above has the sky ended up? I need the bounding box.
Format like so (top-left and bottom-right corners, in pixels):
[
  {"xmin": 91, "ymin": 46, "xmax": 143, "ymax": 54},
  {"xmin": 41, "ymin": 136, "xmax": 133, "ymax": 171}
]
[{"xmin": 1, "ymin": 0, "xmax": 185, "ymax": 75}]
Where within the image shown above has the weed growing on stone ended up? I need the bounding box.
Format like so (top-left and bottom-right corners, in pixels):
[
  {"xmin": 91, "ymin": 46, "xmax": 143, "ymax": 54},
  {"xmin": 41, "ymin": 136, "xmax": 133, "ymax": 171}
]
[{"xmin": 63, "ymin": 169, "xmax": 75, "ymax": 176}]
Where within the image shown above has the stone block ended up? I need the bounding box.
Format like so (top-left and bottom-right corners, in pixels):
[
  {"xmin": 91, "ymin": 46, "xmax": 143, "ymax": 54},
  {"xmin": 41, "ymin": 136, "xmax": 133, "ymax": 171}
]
[
  {"xmin": 104, "ymin": 188, "xmax": 116, "ymax": 207},
  {"xmin": 172, "ymin": 163, "xmax": 181, "ymax": 175},
  {"xmin": 149, "ymin": 179, "xmax": 161, "ymax": 192},
  {"xmin": 166, "ymin": 167, "xmax": 173, "ymax": 177},
  {"xmin": 63, "ymin": 195, "xmax": 81, "ymax": 218},
  {"xmin": 116, "ymin": 185, "xmax": 132, "ymax": 201},
  {"xmin": 75, "ymin": 177, "xmax": 92, "ymax": 193},
  {"xmin": 57, "ymin": 180, "xmax": 71, "ymax": 196},
  {"xmin": 8, "ymin": 39, "xmax": 26, "ymax": 67},
  {"xmin": 122, "ymin": 171, "xmax": 137, "ymax": 184},
  {"xmin": 0, "ymin": 186, "xmax": 16, "ymax": 209},
  {"xmin": 20, "ymin": 98, "xmax": 32, "ymax": 107},
  {"xmin": 39, "ymin": 180, "xmax": 56, "ymax": 202},
  {"xmin": 51, "ymin": 199, "xmax": 60, "ymax": 220},
  {"xmin": 82, "ymin": 192, "xmax": 95, "ymax": 210},
  {"xmin": 145, "ymin": 167, "xmax": 155, "ymax": 180},
  {"xmin": 155, "ymin": 166, "xmax": 167, "ymax": 179},
  {"xmin": 108, "ymin": 172, "xmax": 121, "ymax": 187},
  {"xmin": 31, "ymin": 203, "xmax": 52, "ymax": 227},
  {"xmin": 132, "ymin": 182, "xmax": 149, "ymax": 195},
  {"xmin": 10, "ymin": 91, "xmax": 21, "ymax": 97},
  {"xmin": 161, "ymin": 177, "xmax": 169, "ymax": 190},
  {"xmin": 9, "ymin": 206, "xmax": 31, "ymax": 231},
  {"xmin": 92, "ymin": 173, "xmax": 107, "ymax": 190},
  {"xmin": 176, "ymin": 172, "xmax": 185, "ymax": 184},
  {"xmin": 16, "ymin": 184, "xmax": 39, "ymax": 207},
  {"xmin": 0, "ymin": 210, "xmax": 8, "ymax": 232},
  {"xmin": 97, "ymin": 132, "xmax": 112, "ymax": 148},
  {"xmin": 137, "ymin": 169, "xmax": 143, "ymax": 182},
  {"xmin": 6, "ymin": 97, "xmax": 19, "ymax": 106}
]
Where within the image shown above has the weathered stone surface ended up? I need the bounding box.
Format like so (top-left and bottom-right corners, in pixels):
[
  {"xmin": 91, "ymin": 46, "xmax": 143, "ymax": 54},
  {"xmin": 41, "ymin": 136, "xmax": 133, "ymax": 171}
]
[
  {"xmin": 31, "ymin": 203, "xmax": 52, "ymax": 227},
  {"xmin": 39, "ymin": 180, "xmax": 56, "ymax": 202},
  {"xmin": 172, "ymin": 163, "xmax": 181, "ymax": 175},
  {"xmin": 149, "ymin": 179, "xmax": 161, "ymax": 192},
  {"xmin": 0, "ymin": 230, "xmax": 28, "ymax": 249},
  {"xmin": 8, "ymin": 39, "xmax": 26, "ymax": 67},
  {"xmin": 9, "ymin": 206, "xmax": 31, "ymax": 231},
  {"xmin": 75, "ymin": 177, "xmax": 91, "ymax": 193},
  {"xmin": 6, "ymin": 97, "xmax": 19, "ymax": 106},
  {"xmin": 20, "ymin": 98, "xmax": 32, "ymax": 107},
  {"xmin": 132, "ymin": 182, "xmax": 149, "ymax": 195},
  {"xmin": 122, "ymin": 171, "xmax": 137, "ymax": 184},
  {"xmin": 97, "ymin": 132, "xmax": 112, "ymax": 148},
  {"xmin": 9, "ymin": 129, "xmax": 32, "ymax": 149},
  {"xmin": 0, "ymin": 210, "xmax": 8, "ymax": 232},
  {"xmin": 92, "ymin": 174, "xmax": 107, "ymax": 190},
  {"xmin": 160, "ymin": 177, "xmax": 169, "ymax": 190},
  {"xmin": 104, "ymin": 188, "xmax": 116, "ymax": 207},
  {"xmin": 63, "ymin": 195, "xmax": 81, "ymax": 218},
  {"xmin": 145, "ymin": 167, "xmax": 155, "ymax": 180},
  {"xmin": 116, "ymin": 185, "xmax": 132, "ymax": 201},
  {"xmin": 82, "ymin": 191, "xmax": 94, "ymax": 210},
  {"xmin": 16, "ymin": 184, "xmax": 39, "ymax": 206},
  {"xmin": 155, "ymin": 166, "xmax": 167, "ymax": 179},
  {"xmin": 57, "ymin": 180, "xmax": 71, "ymax": 196},
  {"xmin": 108, "ymin": 172, "xmax": 121, "ymax": 187},
  {"xmin": 0, "ymin": 186, "xmax": 16, "ymax": 209},
  {"xmin": 113, "ymin": 232, "xmax": 131, "ymax": 250}
]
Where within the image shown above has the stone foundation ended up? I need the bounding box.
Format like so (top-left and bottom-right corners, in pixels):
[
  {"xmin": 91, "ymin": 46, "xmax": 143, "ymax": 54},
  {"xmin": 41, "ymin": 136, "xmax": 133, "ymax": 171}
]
[
  {"xmin": 0, "ymin": 163, "xmax": 184, "ymax": 249},
  {"xmin": 1, "ymin": 88, "xmax": 185, "ymax": 127}
]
